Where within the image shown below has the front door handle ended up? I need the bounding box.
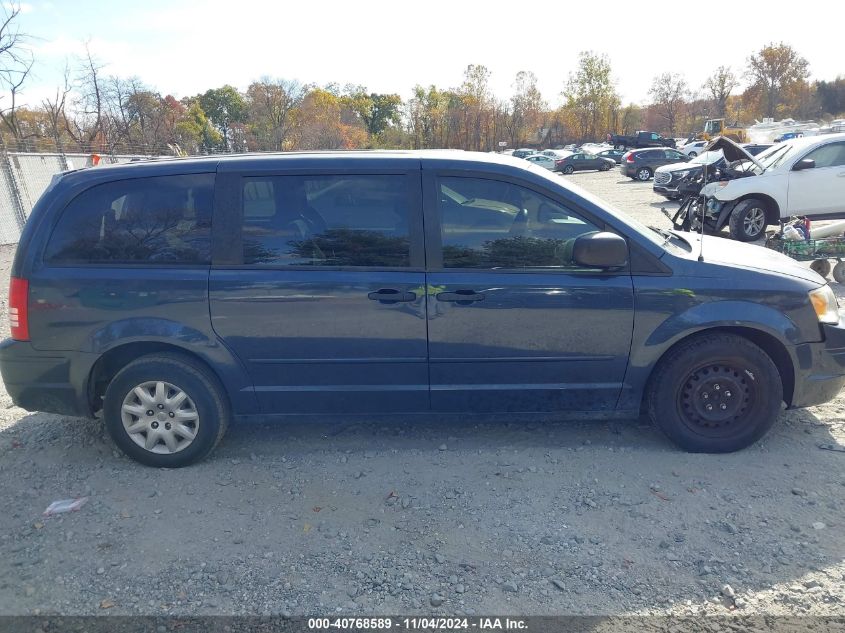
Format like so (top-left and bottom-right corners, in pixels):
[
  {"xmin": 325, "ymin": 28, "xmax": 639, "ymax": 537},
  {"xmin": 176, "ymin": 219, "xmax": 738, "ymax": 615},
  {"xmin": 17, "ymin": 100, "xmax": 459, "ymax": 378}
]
[
  {"xmin": 367, "ymin": 288, "xmax": 416, "ymax": 303},
  {"xmin": 436, "ymin": 290, "xmax": 485, "ymax": 303}
]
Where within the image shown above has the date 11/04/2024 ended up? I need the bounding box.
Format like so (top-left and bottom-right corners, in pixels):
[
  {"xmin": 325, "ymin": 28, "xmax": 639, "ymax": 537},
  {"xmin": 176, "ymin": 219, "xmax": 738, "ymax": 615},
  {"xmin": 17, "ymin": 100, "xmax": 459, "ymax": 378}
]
[{"xmin": 307, "ymin": 617, "xmax": 528, "ymax": 630}]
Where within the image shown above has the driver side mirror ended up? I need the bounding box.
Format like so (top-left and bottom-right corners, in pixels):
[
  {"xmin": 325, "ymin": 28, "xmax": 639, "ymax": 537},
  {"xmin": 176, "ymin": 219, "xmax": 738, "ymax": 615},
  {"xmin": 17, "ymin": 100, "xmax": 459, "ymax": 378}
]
[
  {"xmin": 793, "ymin": 158, "xmax": 815, "ymax": 171},
  {"xmin": 573, "ymin": 232, "xmax": 628, "ymax": 269}
]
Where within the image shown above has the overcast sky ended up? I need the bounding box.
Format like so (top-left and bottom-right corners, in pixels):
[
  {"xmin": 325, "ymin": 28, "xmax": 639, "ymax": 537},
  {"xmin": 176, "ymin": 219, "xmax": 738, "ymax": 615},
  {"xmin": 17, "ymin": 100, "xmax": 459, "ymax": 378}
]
[{"xmin": 13, "ymin": 0, "xmax": 845, "ymax": 109}]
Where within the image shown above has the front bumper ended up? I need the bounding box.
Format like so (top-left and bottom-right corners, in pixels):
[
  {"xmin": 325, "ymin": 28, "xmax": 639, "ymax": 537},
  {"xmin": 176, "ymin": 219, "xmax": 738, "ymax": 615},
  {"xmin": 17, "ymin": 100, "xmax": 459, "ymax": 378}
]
[
  {"xmin": 0, "ymin": 339, "xmax": 97, "ymax": 417},
  {"xmin": 653, "ymin": 184, "xmax": 680, "ymax": 197},
  {"xmin": 790, "ymin": 320, "xmax": 845, "ymax": 408}
]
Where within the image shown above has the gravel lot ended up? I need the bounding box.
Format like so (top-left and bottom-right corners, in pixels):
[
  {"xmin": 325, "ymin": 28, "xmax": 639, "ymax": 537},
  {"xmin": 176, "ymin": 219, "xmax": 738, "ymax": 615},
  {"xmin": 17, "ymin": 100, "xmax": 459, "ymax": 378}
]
[{"xmin": 0, "ymin": 170, "xmax": 843, "ymax": 620}]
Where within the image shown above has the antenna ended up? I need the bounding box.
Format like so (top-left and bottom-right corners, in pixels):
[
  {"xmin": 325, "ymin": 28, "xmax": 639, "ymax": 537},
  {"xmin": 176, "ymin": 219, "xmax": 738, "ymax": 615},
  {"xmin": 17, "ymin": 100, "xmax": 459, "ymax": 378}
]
[{"xmin": 698, "ymin": 142, "xmax": 708, "ymax": 262}]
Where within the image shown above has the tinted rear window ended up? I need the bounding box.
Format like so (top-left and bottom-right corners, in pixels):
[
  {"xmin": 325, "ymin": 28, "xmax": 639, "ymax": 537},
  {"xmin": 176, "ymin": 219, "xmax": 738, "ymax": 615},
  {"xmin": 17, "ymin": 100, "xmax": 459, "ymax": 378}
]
[
  {"xmin": 241, "ymin": 174, "xmax": 411, "ymax": 267},
  {"xmin": 45, "ymin": 174, "xmax": 214, "ymax": 265}
]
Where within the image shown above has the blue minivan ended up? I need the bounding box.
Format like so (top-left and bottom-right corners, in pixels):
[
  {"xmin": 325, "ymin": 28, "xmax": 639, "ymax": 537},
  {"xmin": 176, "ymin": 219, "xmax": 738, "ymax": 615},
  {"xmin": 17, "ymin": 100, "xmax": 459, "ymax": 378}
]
[{"xmin": 2, "ymin": 151, "xmax": 844, "ymax": 466}]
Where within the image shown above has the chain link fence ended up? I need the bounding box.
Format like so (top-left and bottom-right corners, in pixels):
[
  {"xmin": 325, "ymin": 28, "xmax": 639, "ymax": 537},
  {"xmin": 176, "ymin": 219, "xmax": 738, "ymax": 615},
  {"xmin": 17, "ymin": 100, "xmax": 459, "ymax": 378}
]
[{"xmin": 0, "ymin": 150, "xmax": 156, "ymax": 245}]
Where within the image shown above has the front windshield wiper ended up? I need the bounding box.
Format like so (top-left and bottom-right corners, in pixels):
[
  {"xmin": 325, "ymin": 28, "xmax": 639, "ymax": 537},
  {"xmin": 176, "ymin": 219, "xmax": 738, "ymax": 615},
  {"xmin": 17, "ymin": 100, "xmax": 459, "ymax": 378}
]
[{"xmin": 649, "ymin": 226, "xmax": 674, "ymax": 244}]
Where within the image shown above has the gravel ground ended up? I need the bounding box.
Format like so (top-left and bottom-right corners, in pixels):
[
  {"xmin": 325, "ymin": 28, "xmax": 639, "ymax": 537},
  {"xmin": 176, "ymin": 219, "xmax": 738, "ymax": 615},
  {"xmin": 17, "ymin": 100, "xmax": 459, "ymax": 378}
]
[{"xmin": 0, "ymin": 171, "xmax": 843, "ymax": 620}]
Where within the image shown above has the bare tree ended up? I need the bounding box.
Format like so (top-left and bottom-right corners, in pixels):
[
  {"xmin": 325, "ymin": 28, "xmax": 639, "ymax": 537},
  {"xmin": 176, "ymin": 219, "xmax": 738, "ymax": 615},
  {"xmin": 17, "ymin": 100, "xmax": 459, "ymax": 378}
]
[
  {"xmin": 649, "ymin": 72, "xmax": 689, "ymax": 136},
  {"xmin": 42, "ymin": 63, "xmax": 72, "ymax": 152},
  {"xmin": 0, "ymin": 2, "xmax": 34, "ymax": 143},
  {"xmin": 703, "ymin": 66, "xmax": 739, "ymax": 118},
  {"xmin": 66, "ymin": 42, "xmax": 107, "ymax": 151}
]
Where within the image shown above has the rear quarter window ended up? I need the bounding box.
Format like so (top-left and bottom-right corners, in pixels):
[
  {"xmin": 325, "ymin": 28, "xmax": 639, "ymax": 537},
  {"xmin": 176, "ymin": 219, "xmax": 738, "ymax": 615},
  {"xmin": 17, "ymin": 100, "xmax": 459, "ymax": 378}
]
[{"xmin": 44, "ymin": 174, "xmax": 214, "ymax": 265}]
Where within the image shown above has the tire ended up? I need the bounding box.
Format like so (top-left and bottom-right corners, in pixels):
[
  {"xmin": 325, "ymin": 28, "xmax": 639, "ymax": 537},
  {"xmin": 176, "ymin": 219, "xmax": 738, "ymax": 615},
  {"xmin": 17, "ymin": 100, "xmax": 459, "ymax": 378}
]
[
  {"xmin": 103, "ymin": 353, "xmax": 230, "ymax": 467},
  {"xmin": 647, "ymin": 333, "xmax": 783, "ymax": 453},
  {"xmin": 636, "ymin": 167, "xmax": 652, "ymax": 181},
  {"xmin": 562, "ymin": 165, "xmax": 574, "ymax": 174},
  {"xmin": 599, "ymin": 163, "xmax": 610, "ymax": 171},
  {"xmin": 728, "ymin": 198, "xmax": 768, "ymax": 242},
  {"xmin": 811, "ymin": 258, "xmax": 832, "ymax": 279},
  {"xmin": 833, "ymin": 261, "xmax": 845, "ymax": 284},
  {"xmin": 688, "ymin": 151, "xmax": 698, "ymax": 157}
]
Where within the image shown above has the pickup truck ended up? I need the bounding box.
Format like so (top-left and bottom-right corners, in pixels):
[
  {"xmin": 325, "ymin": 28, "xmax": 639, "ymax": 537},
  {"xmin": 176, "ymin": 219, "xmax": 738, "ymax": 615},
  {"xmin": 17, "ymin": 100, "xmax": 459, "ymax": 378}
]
[{"xmin": 606, "ymin": 131, "xmax": 676, "ymax": 150}]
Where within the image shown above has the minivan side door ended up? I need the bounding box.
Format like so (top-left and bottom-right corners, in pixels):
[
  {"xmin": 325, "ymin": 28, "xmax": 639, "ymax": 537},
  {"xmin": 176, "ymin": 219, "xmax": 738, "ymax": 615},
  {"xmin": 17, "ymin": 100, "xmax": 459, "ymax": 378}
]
[
  {"xmin": 209, "ymin": 161, "xmax": 429, "ymax": 415},
  {"xmin": 423, "ymin": 170, "xmax": 635, "ymax": 413}
]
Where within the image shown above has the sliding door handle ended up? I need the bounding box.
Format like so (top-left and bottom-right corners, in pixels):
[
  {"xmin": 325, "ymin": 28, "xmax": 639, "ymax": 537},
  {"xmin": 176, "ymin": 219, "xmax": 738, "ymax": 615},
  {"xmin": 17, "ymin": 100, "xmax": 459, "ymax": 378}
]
[
  {"xmin": 436, "ymin": 290, "xmax": 485, "ymax": 302},
  {"xmin": 367, "ymin": 288, "xmax": 416, "ymax": 303}
]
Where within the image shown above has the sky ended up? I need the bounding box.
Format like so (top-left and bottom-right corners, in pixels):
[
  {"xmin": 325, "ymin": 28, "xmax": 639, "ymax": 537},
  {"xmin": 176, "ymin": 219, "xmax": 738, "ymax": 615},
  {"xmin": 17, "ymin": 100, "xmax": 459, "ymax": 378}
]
[{"xmin": 11, "ymin": 0, "xmax": 845, "ymax": 110}]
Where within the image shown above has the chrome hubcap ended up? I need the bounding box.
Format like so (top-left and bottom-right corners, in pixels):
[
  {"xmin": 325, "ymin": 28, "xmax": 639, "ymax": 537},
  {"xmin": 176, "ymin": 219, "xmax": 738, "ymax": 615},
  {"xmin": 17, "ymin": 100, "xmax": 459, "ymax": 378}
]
[
  {"xmin": 744, "ymin": 208, "xmax": 765, "ymax": 236},
  {"xmin": 121, "ymin": 381, "xmax": 199, "ymax": 454},
  {"xmin": 638, "ymin": 169, "xmax": 650, "ymax": 180}
]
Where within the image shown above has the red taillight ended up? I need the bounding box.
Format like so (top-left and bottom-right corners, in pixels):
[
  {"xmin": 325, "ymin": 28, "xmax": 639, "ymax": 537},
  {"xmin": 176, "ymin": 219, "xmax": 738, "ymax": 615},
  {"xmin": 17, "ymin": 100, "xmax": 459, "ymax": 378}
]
[
  {"xmin": 555, "ymin": 159, "xmax": 564, "ymax": 165},
  {"xmin": 9, "ymin": 277, "xmax": 29, "ymax": 341},
  {"xmin": 626, "ymin": 153, "xmax": 635, "ymax": 162}
]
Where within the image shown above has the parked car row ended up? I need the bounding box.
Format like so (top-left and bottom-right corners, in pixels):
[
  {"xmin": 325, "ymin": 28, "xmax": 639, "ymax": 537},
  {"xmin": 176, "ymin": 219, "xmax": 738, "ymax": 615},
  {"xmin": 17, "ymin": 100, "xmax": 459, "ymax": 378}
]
[{"xmin": 527, "ymin": 152, "xmax": 615, "ymax": 173}]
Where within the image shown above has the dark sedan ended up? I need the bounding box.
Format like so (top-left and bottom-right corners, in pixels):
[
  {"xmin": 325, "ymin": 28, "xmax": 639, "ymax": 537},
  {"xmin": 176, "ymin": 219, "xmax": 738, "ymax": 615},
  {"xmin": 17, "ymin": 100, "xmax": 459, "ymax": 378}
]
[
  {"xmin": 620, "ymin": 147, "xmax": 688, "ymax": 181},
  {"xmin": 557, "ymin": 152, "xmax": 615, "ymax": 174},
  {"xmin": 596, "ymin": 149, "xmax": 625, "ymax": 164}
]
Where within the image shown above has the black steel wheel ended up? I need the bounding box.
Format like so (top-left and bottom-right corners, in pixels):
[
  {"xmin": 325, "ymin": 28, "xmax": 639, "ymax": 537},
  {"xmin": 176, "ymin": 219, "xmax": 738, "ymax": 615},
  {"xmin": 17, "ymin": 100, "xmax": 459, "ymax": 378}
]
[{"xmin": 647, "ymin": 333, "xmax": 782, "ymax": 453}]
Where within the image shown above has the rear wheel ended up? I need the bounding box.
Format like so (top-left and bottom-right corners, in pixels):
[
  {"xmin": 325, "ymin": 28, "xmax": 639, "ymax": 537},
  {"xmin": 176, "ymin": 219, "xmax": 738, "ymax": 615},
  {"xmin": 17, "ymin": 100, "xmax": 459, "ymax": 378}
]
[
  {"xmin": 688, "ymin": 151, "xmax": 698, "ymax": 157},
  {"xmin": 103, "ymin": 354, "xmax": 230, "ymax": 467},
  {"xmin": 636, "ymin": 167, "xmax": 652, "ymax": 181},
  {"xmin": 562, "ymin": 165, "xmax": 574, "ymax": 174},
  {"xmin": 647, "ymin": 333, "xmax": 782, "ymax": 453},
  {"xmin": 811, "ymin": 258, "xmax": 832, "ymax": 278},
  {"xmin": 729, "ymin": 198, "xmax": 768, "ymax": 241},
  {"xmin": 833, "ymin": 261, "xmax": 845, "ymax": 284}
]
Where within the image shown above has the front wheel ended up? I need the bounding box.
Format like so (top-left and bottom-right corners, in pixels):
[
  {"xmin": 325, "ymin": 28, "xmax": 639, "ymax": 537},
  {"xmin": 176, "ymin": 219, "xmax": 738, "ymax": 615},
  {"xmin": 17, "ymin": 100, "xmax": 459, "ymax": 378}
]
[
  {"xmin": 103, "ymin": 354, "xmax": 230, "ymax": 467},
  {"xmin": 636, "ymin": 167, "xmax": 652, "ymax": 181},
  {"xmin": 729, "ymin": 198, "xmax": 768, "ymax": 241},
  {"xmin": 647, "ymin": 333, "xmax": 782, "ymax": 453},
  {"xmin": 688, "ymin": 151, "xmax": 698, "ymax": 157},
  {"xmin": 599, "ymin": 163, "xmax": 610, "ymax": 171}
]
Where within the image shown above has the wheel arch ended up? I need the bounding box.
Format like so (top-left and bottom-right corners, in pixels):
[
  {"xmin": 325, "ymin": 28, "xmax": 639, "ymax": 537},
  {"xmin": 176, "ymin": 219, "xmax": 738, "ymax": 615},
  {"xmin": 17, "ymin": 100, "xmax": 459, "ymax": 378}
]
[
  {"xmin": 87, "ymin": 341, "xmax": 252, "ymax": 416},
  {"xmin": 736, "ymin": 193, "xmax": 781, "ymax": 226},
  {"xmin": 641, "ymin": 325, "xmax": 795, "ymax": 412}
]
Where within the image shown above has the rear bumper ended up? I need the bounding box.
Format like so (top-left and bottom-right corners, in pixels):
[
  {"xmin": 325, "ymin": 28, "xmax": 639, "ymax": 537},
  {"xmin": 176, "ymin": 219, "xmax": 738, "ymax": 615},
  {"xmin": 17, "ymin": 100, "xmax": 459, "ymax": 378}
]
[
  {"xmin": 790, "ymin": 320, "xmax": 845, "ymax": 408},
  {"xmin": 0, "ymin": 339, "xmax": 96, "ymax": 417}
]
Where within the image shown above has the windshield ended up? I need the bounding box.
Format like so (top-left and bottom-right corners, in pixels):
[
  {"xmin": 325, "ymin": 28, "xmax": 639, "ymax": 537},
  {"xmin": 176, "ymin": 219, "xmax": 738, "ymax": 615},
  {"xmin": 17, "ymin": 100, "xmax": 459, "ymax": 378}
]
[
  {"xmin": 690, "ymin": 150, "xmax": 723, "ymax": 165},
  {"xmin": 524, "ymin": 161, "xmax": 667, "ymax": 248},
  {"xmin": 756, "ymin": 142, "xmax": 798, "ymax": 172}
]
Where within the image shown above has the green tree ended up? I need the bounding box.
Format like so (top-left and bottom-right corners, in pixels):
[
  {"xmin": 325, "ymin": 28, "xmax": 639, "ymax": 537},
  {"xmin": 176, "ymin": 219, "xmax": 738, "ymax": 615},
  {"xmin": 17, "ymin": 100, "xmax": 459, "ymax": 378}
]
[
  {"xmin": 199, "ymin": 85, "xmax": 247, "ymax": 151},
  {"xmin": 174, "ymin": 101, "xmax": 221, "ymax": 154},
  {"xmin": 746, "ymin": 43, "xmax": 809, "ymax": 117}
]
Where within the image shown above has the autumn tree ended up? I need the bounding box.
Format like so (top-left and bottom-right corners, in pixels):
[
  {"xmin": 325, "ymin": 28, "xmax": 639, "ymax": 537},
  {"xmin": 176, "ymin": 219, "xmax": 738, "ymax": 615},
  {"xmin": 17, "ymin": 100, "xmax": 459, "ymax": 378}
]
[
  {"xmin": 746, "ymin": 43, "xmax": 809, "ymax": 118},
  {"xmin": 245, "ymin": 78, "xmax": 304, "ymax": 151},
  {"xmin": 506, "ymin": 71, "xmax": 545, "ymax": 147},
  {"xmin": 703, "ymin": 66, "xmax": 738, "ymax": 118},
  {"xmin": 561, "ymin": 52, "xmax": 619, "ymax": 142},
  {"xmin": 649, "ymin": 72, "xmax": 689, "ymax": 136}
]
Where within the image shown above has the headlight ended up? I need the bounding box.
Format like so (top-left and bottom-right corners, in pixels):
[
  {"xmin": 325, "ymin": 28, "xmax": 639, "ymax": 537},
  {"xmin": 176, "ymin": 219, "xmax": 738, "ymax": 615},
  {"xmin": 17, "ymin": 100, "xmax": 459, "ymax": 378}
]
[
  {"xmin": 809, "ymin": 285, "xmax": 839, "ymax": 324},
  {"xmin": 675, "ymin": 170, "xmax": 689, "ymax": 180}
]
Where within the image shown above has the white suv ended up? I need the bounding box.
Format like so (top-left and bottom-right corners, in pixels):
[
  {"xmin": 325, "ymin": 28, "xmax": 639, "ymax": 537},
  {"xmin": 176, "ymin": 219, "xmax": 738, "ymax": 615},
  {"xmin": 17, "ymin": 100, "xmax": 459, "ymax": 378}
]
[{"xmin": 703, "ymin": 133, "xmax": 845, "ymax": 241}]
